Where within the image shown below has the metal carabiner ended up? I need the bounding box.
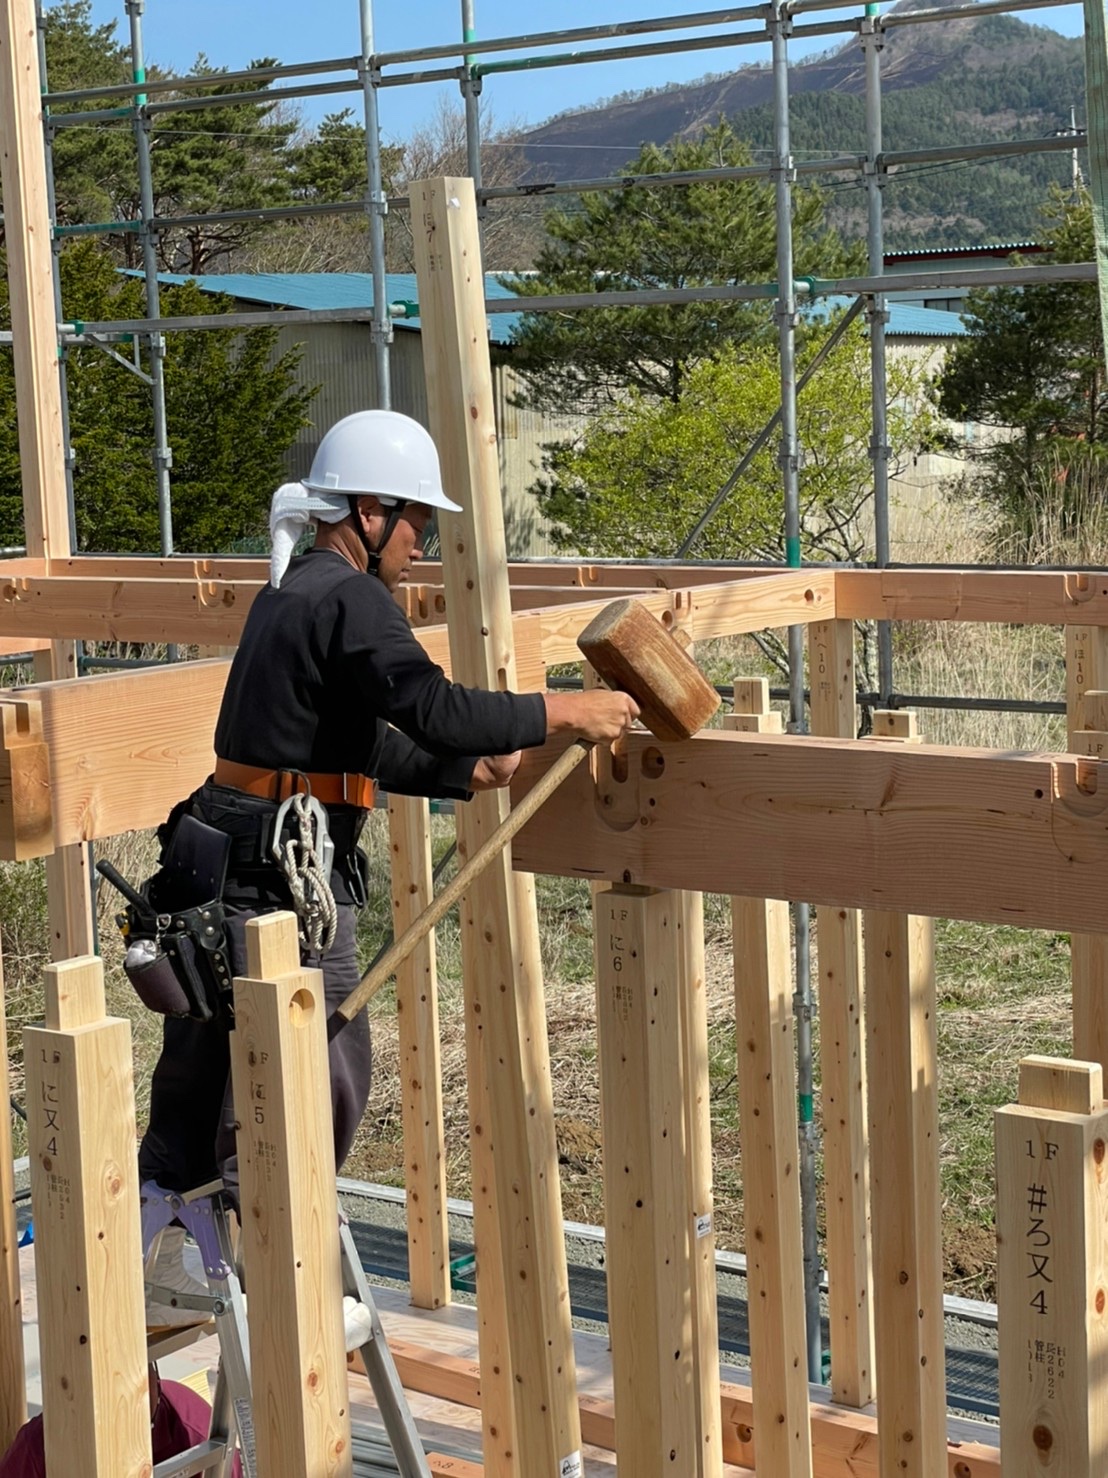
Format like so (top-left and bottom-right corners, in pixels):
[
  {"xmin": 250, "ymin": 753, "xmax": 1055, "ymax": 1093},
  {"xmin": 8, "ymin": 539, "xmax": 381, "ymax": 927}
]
[{"xmin": 271, "ymin": 789, "xmax": 335, "ymax": 887}]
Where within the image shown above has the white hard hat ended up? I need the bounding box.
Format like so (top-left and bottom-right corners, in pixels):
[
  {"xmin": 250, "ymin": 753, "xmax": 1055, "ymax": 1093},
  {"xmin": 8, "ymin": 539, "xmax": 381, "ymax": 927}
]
[{"xmin": 302, "ymin": 409, "xmax": 462, "ymax": 515}]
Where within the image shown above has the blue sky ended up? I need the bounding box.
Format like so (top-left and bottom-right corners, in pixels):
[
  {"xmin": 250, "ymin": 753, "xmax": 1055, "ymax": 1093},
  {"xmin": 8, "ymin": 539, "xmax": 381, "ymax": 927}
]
[{"xmin": 73, "ymin": 1, "xmax": 1086, "ymax": 144}]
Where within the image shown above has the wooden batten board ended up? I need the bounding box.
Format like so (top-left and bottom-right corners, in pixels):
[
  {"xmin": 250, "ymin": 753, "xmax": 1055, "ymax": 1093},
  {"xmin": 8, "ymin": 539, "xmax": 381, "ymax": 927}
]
[
  {"xmin": 0, "ymin": 0, "xmax": 69, "ymax": 563},
  {"xmin": 593, "ymin": 885, "xmax": 697, "ymax": 1477},
  {"xmin": 25, "ymin": 957, "xmax": 151, "ymax": 1476},
  {"xmin": 412, "ymin": 174, "xmax": 580, "ymax": 1478},
  {"xmin": 732, "ymin": 895, "xmax": 814, "ymax": 1478},
  {"xmin": 0, "ymin": 942, "xmax": 25, "ymax": 1451},
  {"xmin": 510, "ymin": 730, "xmax": 1108, "ymax": 935},
  {"xmin": 864, "ymin": 912, "xmax": 947, "ymax": 1478},
  {"xmin": 533, "ymin": 571, "xmax": 835, "ymax": 668},
  {"xmin": 388, "ymin": 794, "xmax": 450, "ymax": 1312},
  {"xmin": 835, "ymin": 568, "xmax": 1108, "ymax": 626},
  {"xmin": 232, "ymin": 915, "xmax": 352, "ymax": 1477},
  {"xmin": 380, "ymin": 1327, "xmax": 1004, "ymax": 1478},
  {"xmin": 1066, "ymin": 627, "xmax": 1108, "ymax": 1075},
  {"xmin": 677, "ymin": 888, "xmax": 724, "ymax": 1477},
  {"xmin": 806, "ymin": 619, "xmax": 873, "ymax": 1408},
  {"xmin": 0, "ymin": 0, "xmax": 95, "ymax": 953}
]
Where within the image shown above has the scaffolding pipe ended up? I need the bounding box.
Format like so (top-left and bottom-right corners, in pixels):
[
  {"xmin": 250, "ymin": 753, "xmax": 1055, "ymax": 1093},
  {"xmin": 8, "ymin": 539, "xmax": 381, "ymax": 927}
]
[
  {"xmin": 58, "ymin": 260, "xmax": 1097, "ymax": 340},
  {"xmin": 371, "ymin": 5, "xmax": 768, "ymax": 68},
  {"xmin": 882, "ymin": 132, "xmax": 1087, "ymax": 169},
  {"xmin": 863, "ymin": 13, "xmax": 893, "ymax": 701},
  {"xmin": 45, "ymin": 66, "xmax": 464, "ymax": 131},
  {"xmin": 125, "ymin": 0, "xmax": 174, "ymax": 562},
  {"xmin": 44, "ymin": 53, "xmax": 363, "ymax": 107},
  {"xmin": 461, "ymin": 0, "xmax": 484, "ymax": 194},
  {"xmin": 31, "ymin": 125, "xmax": 1068, "ymax": 247},
  {"xmin": 359, "ymin": 0, "xmax": 393, "ymax": 410},
  {"xmin": 769, "ymin": 0, "xmax": 823, "ymax": 1388}
]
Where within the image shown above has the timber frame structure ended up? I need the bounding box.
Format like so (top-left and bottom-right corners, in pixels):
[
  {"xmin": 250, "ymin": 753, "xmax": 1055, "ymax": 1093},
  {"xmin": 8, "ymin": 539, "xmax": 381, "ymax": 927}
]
[{"xmin": 3, "ymin": 0, "xmax": 1108, "ymax": 1475}]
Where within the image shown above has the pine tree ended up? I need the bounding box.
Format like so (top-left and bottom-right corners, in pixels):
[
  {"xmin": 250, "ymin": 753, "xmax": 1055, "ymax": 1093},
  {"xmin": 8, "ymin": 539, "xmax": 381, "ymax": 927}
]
[{"xmin": 506, "ymin": 121, "xmax": 865, "ymax": 412}]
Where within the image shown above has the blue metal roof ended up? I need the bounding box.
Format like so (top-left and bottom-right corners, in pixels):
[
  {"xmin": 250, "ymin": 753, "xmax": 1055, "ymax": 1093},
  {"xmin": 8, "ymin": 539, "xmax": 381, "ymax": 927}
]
[
  {"xmin": 136, "ymin": 270, "xmax": 526, "ymax": 344},
  {"xmin": 131, "ymin": 271, "xmax": 966, "ymax": 342}
]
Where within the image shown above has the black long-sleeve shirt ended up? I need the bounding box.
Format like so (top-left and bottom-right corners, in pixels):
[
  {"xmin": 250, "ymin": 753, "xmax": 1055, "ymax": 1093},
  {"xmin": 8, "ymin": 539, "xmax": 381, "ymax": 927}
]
[{"xmin": 214, "ymin": 547, "xmax": 548, "ymax": 801}]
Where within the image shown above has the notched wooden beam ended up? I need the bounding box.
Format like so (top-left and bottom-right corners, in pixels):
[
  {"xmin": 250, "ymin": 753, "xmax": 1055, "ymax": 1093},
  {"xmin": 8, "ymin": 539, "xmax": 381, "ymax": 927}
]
[
  {"xmin": 510, "ymin": 730, "xmax": 1108, "ymax": 935},
  {"xmin": 0, "ymin": 696, "xmax": 52, "ymax": 860}
]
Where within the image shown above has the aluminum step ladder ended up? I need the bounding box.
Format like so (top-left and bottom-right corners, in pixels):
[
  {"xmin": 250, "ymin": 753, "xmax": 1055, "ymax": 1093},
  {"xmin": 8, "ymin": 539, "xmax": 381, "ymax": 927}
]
[{"xmin": 142, "ymin": 1180, "xmax": 432, "ymax": 1478}]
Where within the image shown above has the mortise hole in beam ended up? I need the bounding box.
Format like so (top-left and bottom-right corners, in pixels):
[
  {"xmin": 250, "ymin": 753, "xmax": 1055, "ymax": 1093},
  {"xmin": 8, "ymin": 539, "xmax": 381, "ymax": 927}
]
[
  {"xmin": 288, "ymin": 988, "xmax": 316, "ymax": 1027},
  {"xmin": 642, "ymin": 748, "xmax": 666, "ymax": 780}
]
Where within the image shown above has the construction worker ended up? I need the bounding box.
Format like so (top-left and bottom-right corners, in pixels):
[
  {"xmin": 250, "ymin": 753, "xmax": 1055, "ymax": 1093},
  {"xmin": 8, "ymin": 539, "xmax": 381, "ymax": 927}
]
[{"xmin": 133, "ymin": 409, "xmax": 637, "ymax": 1323}]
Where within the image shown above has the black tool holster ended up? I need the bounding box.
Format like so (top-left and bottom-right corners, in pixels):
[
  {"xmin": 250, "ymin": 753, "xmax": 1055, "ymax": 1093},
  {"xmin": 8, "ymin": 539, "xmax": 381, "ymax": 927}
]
[{"xmin": 101, "ymin": 813, "xmax": 236, "ymax": 1023}]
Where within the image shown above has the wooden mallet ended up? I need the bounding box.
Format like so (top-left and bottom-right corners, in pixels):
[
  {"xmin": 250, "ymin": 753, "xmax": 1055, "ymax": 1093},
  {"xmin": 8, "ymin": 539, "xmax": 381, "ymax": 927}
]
[{"xmin": 333, "ymin": 598, "xmax": 719, "ymax": 1025}]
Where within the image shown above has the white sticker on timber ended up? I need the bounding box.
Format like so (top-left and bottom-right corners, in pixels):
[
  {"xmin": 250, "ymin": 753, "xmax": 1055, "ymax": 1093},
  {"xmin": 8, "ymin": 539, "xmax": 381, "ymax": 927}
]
[
  {"xmin": 560, "ymin": 1452, "xmax": 583, "ymax": 1478},
  {"xmin": 696, "ymin": 1212, "xmax": 713, "ymax": 1239}
]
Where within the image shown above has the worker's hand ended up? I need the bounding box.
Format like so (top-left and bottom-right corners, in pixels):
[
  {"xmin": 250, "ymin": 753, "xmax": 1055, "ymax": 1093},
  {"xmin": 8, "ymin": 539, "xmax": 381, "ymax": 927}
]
[
  {"xmin": 469, "ymin": 751, "xmax": 523, "ymax": 790},
  {"xmin": 544, "ymin": 690, "xmax": 640, "ymax": 745}
]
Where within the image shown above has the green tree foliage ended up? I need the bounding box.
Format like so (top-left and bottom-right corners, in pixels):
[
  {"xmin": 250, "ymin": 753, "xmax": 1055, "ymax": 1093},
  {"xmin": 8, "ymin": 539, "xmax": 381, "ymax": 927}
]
[
  {"xmin": 38, "ymin": 4, "xmax": 297, "ymax": 272},
  {"xmin": 935, "ymin": 188, "xmax": 1104, "ymax": 542},
  {"xmin": 533, "ymin": 321, "xmax": 931, "ymax": 563},
  {"xmin": 506, "ymin": 122, "xmax": 865, "ymax": 412},
  {"xmin": 0, "ymin": 241, "xmax": 316, "ymax": 552}
]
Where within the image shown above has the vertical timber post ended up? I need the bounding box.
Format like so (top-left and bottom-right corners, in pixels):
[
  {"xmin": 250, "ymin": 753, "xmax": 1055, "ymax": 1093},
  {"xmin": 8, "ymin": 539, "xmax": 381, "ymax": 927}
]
[
  {"xmin": 0, "ymin": 0, "xmax": 93, "ymax": 956},
  {"xmin": 807, "ymin": 619, "xmax": 874, "ymax": 1407},
  {"xmin": 231, "ymin": 913, "xmax": 352, "ymax": 1478},
  {"xmin": 732, "ymin": 891, "xmax": 815, "ymax": 1478},
  {"xmin": 864, "ymin": 910, "xmax": 947, "ymax": 1478},
  {"xmin": 1066, "ymin": 628, "xmax": 1108, "ymax": 1073},
  {"xmin": 594, "ymin": 884, "xmax": 697, "ymax": 1478},
  {"xmin": 996, "ymin": 1055, "xmax": 1108, "ymax": 1476},
  {"xmin": 0, "ymin": 937, "xmax": 24, "ymax": 1451},
  {"xmin": 388, "ymin": 795, "xmax": 450, "ymax": 1311},
  {"xmin": 411, "ymin": 175, "xmax": 581, "ymax": 1478},
  {"xmin": 25, "ymin": 956, "xmax": 151, "ymax": 1476},
  {"xmin": 668, "ymin": 616, "xmax": 722, "ymax": 1478}
]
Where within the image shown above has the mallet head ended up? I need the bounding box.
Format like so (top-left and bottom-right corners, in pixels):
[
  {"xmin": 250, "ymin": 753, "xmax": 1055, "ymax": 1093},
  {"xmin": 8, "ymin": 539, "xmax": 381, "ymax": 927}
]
[{"xmin": 577, "ymin": 598, "xmax": 720, "ymax": 742}]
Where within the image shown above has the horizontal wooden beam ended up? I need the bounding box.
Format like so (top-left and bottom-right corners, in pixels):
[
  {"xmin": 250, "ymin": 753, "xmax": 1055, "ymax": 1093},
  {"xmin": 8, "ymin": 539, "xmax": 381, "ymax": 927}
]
[
  {"xmin": 510, "ymin": 730, "xmax": 1108, "ymax": 935},
  {"xmin": 836, "ymin": 568, "xmax": 1108, "ymax": 626},
  {"xmin": 0, "ymin": 610, "xmax": 548, "ymax": 852},
  {"xmin": 381, "ymin": 1339, "xmax": 1000, "ymax": 1477}
]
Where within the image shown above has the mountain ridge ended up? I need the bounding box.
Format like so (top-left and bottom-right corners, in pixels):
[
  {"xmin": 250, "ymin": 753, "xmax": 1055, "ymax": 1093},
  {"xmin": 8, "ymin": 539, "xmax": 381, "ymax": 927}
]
[{"xmin": 516, "ymin": 5, "xmax": 1085, "ymax": 247}]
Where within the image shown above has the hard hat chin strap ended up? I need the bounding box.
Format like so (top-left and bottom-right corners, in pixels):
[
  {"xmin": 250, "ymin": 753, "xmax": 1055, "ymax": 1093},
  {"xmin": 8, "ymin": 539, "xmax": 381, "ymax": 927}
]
[{"xmin": 348, "ymin": 495, "xmax": 407, "ymax": 577}]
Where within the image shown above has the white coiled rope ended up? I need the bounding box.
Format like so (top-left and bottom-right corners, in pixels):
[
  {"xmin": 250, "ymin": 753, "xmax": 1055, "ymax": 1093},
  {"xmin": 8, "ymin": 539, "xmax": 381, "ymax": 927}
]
[{"xmin": 274, "ymin": 791, "xmax": 338, "ymax": 954}]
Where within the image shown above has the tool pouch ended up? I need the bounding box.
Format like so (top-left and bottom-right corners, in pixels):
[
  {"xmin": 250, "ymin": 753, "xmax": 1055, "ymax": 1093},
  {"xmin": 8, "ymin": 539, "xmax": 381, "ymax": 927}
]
[{"xmin": 104, "ymin": 813, "xmax": 237, "ymax": 1023}]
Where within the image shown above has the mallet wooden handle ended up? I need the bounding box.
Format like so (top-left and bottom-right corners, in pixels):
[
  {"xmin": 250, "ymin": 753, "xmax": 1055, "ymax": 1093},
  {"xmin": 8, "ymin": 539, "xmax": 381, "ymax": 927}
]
[{"xmin": 335, "ymin": 740, "xmax": 592, "ymax": 1023}]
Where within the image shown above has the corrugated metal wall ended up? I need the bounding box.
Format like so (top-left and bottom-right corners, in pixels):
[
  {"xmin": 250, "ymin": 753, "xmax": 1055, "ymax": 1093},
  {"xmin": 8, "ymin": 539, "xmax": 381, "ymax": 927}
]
[{"xmin": 270, "ymin": 319, "xmax": 578, "ymax": 558}]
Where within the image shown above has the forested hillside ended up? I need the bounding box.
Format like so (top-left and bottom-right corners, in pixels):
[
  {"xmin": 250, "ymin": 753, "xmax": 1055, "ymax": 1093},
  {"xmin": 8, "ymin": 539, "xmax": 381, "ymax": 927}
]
[{"xmin": 520, "ymin": 11, "xmax": 1085, "ymax": 247}]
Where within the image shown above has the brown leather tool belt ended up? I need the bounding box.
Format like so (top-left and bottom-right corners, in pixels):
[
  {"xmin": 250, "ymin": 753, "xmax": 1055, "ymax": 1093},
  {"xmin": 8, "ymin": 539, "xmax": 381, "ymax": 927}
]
[{"xmin": 213, "ymin": 758, "xmax": 376, "ymax": 810}]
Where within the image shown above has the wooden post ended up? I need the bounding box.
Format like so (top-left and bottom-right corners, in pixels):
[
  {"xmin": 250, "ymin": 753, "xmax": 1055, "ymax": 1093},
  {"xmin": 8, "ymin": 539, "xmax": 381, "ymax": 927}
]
[
  {"xmin": 25, "ymin": 956, "xmax": 151, "ymax": 1476},
  {"xmin": 0, "ymin": 940, "xmax": 24, "ymax": 1452},
  {"xmin": 594, "ymin": 884, "xmax": 697, "ymax": 1477},
  {"xmin": 0, "ymin": 0, "xmax": 93, "ymax": 956},
  {"xmin": 230, "ymin": 913, "xmax": 352, "ymax": 1478},
  {"xmin": 411, "ymin": 175, "xmax": 581, "ymax": 1478},
  {"xmin": 732, "ymin": 892, "xmax": 815, "ymax": 1478},
  {"xmin": 996, "ymin": 1055, "xmax": 1108, "ymax": 1476},
  {"xmin": 863, "ymin": 911, "xmax": 947, "ymax": 1478},
  {"xmin": 1066, "ymin": 630, "xmax": 1108, "ymax": 1075},
  {"xmin": 388, "ymin": 795, "xmax": 450, "ymax": 1311},
  {"xmin": 807, "ymin": 618, "xmax": 874, "ymax": 1408}
]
